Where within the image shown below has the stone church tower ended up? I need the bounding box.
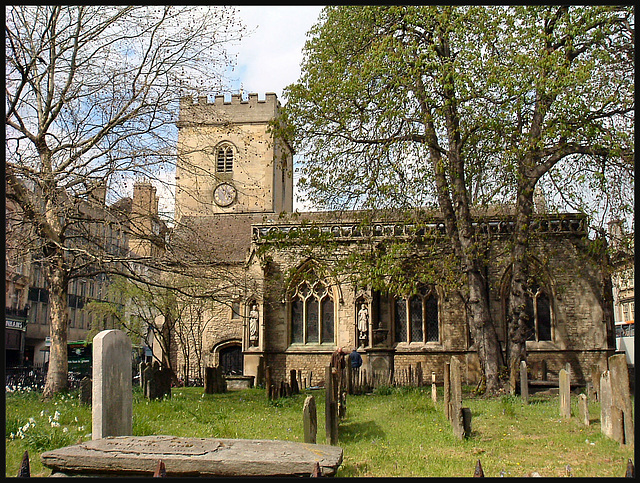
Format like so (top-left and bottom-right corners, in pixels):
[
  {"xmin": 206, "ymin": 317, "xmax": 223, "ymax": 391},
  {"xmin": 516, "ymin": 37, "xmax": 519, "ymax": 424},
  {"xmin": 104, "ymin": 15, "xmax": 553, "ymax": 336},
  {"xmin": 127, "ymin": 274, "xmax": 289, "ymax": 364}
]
[
  {"xmin": 175, "ymin": 93, "xmax": 293, "ymax": 222},
  {"xmin": 172, "ymin": 93, "xmax": 293, "ymax": 384}
]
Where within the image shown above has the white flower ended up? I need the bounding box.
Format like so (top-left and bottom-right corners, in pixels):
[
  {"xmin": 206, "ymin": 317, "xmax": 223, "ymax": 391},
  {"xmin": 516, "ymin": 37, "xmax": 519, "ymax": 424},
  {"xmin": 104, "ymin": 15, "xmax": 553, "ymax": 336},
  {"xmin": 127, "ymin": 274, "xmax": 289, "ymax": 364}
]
[
  {"xmin": 10, "ymin": 432, "xmax": 15, "ymax": 439},
  {"xmin": 62, "ymin": 427, "xmax": 69, "ymax": 433},
  {"xmin": 40, "ymin": 410, "xmax": 45, "ymax": 417},
  {"xmin": 53, "ymin": 411, "xmax": 61, "ymax": 421},
  {"xmin": 29, "ymin": 417, "xmax": 35, "ymax": 424},
  {"xmin": 51, "ymin": 421, "xmax": 60, "ymax": 427},
  {"xmin": 74, "ymin": 416, "xmax": 78, "ymax": 422},
  {"xmin": 77, "ymin": 426, "xmax": 85, "ymax": 431}
]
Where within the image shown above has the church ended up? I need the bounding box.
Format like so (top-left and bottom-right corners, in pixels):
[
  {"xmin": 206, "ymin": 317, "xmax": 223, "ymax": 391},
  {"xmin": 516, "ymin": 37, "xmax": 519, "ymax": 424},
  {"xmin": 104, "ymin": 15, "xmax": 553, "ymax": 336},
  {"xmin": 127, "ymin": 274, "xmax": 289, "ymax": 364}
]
[{"xmin": 169, "ymin": 92, "xmax": 616, "ymax": 388}]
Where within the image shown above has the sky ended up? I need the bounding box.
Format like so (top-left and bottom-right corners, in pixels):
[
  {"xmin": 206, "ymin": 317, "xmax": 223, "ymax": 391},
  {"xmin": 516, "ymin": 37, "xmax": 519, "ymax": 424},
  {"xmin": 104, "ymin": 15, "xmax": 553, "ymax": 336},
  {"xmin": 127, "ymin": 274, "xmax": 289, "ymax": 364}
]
[
  {"xmin": 153, "ymin": 6, "xmax": 324, "ymax": 218},
  {"xmin": 227, "ymin": 6, "xmax": 324, "ymax": 100}
]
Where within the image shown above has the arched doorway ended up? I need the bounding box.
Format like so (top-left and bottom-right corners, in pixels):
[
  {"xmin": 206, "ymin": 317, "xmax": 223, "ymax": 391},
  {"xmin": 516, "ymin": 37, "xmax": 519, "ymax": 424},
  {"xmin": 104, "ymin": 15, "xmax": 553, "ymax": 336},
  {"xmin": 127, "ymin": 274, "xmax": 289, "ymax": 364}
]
[{"xmin": 219, "ymin": 344, "xmax": 243, "ymax": 375}]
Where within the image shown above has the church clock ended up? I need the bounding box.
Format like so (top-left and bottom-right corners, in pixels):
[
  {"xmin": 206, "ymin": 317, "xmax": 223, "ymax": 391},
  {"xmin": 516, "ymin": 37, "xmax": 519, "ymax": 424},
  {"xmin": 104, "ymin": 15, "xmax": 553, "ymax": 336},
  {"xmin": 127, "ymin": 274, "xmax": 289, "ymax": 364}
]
[{"xmin": 213, "ymin": 182, "xmax": 237, "ymax": 207}]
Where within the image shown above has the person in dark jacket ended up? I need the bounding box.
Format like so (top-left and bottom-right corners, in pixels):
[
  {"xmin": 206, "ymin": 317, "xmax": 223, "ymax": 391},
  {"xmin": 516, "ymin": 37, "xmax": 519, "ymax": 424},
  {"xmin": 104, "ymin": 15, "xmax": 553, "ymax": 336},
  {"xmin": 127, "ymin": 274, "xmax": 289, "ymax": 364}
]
[{"xmin": 350, "ymin": 348, "xmax": 362, "ymax": 369}]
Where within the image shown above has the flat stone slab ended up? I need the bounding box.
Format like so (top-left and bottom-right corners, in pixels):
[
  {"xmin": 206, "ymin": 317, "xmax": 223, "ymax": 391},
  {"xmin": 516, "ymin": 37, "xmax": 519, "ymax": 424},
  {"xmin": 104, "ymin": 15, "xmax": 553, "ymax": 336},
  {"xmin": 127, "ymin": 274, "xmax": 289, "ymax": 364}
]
[{"xmin": 41, "ymin": 435, "xmax": 343, "ymax": 477}]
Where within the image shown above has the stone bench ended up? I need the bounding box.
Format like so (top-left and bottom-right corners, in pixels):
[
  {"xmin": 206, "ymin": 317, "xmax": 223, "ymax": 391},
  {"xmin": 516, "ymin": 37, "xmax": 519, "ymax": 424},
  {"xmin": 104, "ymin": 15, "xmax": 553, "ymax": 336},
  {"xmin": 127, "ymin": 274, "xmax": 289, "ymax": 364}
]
[{"xmin": 41, "ymin": 435, "xmax": 343, "ymax": 477}]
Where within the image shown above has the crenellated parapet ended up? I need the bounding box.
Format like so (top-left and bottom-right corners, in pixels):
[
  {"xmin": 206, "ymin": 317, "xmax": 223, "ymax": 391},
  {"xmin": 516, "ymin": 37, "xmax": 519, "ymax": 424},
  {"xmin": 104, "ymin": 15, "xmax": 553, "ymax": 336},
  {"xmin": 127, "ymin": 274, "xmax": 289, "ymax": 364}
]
[{"xmin": 178, "ymin": 92, "xmax": 280, "ymax": 127}]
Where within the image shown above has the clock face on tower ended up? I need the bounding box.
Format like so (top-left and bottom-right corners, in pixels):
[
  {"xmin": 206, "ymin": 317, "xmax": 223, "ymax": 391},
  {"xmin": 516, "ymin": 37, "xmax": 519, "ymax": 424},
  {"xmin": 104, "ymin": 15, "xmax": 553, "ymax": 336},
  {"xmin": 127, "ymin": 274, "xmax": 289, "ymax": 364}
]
[{"xmin": 213, "ymin": 182, "xmax": 237, "ymax": 207}]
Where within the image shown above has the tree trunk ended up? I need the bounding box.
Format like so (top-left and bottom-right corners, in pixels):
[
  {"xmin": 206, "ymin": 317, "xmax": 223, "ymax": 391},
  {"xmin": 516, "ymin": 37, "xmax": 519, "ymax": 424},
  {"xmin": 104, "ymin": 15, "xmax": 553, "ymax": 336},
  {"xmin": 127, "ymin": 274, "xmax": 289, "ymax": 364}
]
[
  {"xmin": 42, "ymin": 252, "xmax": 70, "ymax": 399},
  {"xmin": 507, "ymin": 184, "xmax": 534, "ymax": 394},
  {"xmin": 467, "ymin": 269, "xmax": 504, "ymax": 394}
]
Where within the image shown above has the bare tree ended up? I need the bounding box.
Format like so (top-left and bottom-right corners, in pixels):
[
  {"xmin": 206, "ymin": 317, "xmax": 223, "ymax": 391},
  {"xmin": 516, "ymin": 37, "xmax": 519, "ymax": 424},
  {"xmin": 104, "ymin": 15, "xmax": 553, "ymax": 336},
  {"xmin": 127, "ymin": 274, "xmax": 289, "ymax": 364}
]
[{"xmin": 5, "ymin": 5, "xmax": 245, "ymax": 398}]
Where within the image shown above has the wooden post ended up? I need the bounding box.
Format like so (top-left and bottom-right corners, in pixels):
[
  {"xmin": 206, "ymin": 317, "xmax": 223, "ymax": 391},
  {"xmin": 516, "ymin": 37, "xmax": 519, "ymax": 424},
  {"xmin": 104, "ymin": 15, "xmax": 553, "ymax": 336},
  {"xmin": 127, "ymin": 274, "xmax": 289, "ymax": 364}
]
[
  {"xmin": 17, "ymin": 450, "xmax": 30, "ymax": 477},
  {"xmin": 444, "ymin": 362, "xmax": 451, "ymax": 421},
  {"xmin": 520, "ymin": 361, "xmax": 529, "ymax": 404},
  {"xmin": 431, "ymin": 371, "xmax": 437, "ymax": 404},
  {"xmin": 265, "ymin": 366, "xmax": 272, "ymax": 399},
  {"xmin": 559, "ymin": 369, "xmax": 571, "ymax": 418}
]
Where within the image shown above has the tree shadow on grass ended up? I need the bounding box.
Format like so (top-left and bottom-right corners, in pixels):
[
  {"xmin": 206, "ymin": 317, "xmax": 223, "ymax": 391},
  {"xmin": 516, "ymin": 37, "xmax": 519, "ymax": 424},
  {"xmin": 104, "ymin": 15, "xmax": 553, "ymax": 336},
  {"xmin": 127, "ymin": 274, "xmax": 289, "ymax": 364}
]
[{"xmin": 338, "ymin": 420, "xmax": 386, "ymax": 443}]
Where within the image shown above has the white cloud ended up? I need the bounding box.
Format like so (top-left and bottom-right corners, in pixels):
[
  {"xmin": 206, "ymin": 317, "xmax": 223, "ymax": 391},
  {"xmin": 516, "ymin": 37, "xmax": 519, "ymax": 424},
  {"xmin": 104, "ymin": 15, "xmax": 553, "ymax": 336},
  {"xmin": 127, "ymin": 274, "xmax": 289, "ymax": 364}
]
[{"xmin": 228, "ymin": 6, "xmax": 324, "ymax": 100}]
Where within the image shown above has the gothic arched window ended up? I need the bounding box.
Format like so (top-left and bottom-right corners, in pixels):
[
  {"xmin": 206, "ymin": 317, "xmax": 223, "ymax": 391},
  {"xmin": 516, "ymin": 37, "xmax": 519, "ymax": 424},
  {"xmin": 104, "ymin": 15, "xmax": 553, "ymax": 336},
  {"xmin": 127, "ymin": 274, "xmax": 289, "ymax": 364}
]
[
  {"xmin": 524, "ymin": 281, "xmax": 552, "ymax": 342},
  {"xmin": 290, "ymin": 272, "xmax": 334, "ymax": 345},
  {"xmin": 216, "ymin": 144, "xmax": 234, "ymax": 173},
  {"xmin": 394, "ymin": 285, "xmax": 439, "ymax": 343}
]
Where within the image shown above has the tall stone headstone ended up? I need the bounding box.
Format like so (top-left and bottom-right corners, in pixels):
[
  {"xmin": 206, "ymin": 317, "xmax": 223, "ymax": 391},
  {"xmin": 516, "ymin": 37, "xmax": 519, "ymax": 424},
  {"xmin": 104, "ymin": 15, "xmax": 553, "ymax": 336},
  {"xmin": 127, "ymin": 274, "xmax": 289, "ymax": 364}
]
[
  {"xmin": 325, "ymin": 366, "xmax": 338, "ymax": 445},
  {"xmin": 578, "ymin": 394, "xmax": 589, "ymax": 426},
  {"xmin": 92, "ymin": 329, "xmax": 132, "ymax": 440},
  {"xmin": 520, "ymin": 361, "xmax": 529, "ymax": 404},
  {"xmin": 450, "ymin": 357, "xmax": 464, "ymax": 439},
  {"xmin": 559, "ymin": 368, "xmax": 571, "ymax": 418},
  {"xmin": 599, "ymin": 370, "xmax": 613, "ymax": 438},
  {"xmin": 80, "ymin": 376, "xmax": 92, "ymax": 405},
  {"xmin": 607, "ymin": 353, "xmax": 634, "ymax": 445},
  {"xmin": 303, "ymin": 395, "xmax": 317, "ymax": 444}
]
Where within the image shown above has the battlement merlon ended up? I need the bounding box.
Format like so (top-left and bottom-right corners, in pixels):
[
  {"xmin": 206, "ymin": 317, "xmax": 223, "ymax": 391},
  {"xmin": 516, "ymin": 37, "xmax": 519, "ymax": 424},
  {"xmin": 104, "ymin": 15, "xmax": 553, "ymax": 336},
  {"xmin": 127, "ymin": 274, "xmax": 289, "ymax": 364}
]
[{"xmin": 177, "ymin": 92, "xmax": 281, "ymax": 126}]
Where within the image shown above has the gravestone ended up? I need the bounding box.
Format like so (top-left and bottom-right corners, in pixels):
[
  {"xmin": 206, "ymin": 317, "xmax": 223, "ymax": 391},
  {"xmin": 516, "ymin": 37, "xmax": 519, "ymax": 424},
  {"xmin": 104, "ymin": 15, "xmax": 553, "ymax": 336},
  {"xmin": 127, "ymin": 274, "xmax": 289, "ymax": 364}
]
[
  {"xmin": 303, "ymin": 395, "xmax": 317, "ymax": 444},
  {"xmin": 139, "ymin": 362, "xmax": 147, "ymax": 388},
  {"xmin": 607, "ymin": 353, "xmax": 634, "ymax": 445},
  {"xmin": 520, "ymin": 361, "xmax": 529, "ymax": 404},
  {"xmin": 92, "ymin": 329, "xmax": 132, "ymax": 440},
  {"xmin": 80, "ymin": 377, "xmax": 92, "ymax": 405},
  {"xmin": 578, "ymin": 394, "xmax": 589, "ymax": 426},
  {"xmin": 325, "ymin": 366, "xmax": 338, "ymax": 445},
  {"xmin": 559, "ymin": 368, "xmax": 571, "ymax": 418},
  {"xmin": 41, "ymin": 436, "xmax": 344, "ymax": 477},
  {"xmin": 450, "ymin": 357, "xmax": 464, "ymax": 439},
  {"xmin": 145, "ymin": 361, "xmax": 172, "ymax": 400},
  {"xmin": 462, "ymin": 407, "xmax": 472, "ymax": 438},
  {"xmin": 599, "ymin": 370, "xmax": 613, "ymax": 438}
]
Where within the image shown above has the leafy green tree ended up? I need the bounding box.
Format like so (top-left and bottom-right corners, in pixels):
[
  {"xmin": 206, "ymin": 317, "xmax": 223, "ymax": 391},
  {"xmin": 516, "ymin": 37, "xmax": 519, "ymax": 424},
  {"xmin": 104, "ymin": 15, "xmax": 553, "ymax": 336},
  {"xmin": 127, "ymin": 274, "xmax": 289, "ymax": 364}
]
[
  {"xmin": 277, "ymin": 5, "xmax": 633, "ymax": 393},
  {"xmin": 482, "ymin": 6, "xmax": 634, "ymax": 392}
]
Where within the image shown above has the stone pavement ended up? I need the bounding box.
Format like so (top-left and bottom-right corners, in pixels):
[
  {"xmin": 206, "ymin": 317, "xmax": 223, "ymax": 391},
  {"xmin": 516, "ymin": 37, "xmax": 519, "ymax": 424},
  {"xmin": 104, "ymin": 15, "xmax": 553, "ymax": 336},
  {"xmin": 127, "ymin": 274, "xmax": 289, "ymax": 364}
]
[{"xmin": 41, "ymin": 435, "xmax": 343, "ymax": 477}]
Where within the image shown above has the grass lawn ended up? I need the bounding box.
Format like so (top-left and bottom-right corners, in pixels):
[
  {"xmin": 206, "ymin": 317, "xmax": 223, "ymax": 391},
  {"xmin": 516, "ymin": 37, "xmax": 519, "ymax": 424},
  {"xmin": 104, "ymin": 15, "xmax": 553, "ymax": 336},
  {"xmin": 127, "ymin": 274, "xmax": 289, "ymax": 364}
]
[{"xmin": 4, "ymin": 385, "xmax": 634, "ymax": 477}]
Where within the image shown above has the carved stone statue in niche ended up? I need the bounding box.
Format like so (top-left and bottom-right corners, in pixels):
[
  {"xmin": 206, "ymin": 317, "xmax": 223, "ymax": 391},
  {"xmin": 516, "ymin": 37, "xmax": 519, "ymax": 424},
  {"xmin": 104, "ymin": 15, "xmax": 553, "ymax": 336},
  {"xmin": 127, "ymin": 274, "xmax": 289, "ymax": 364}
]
[
  {"xmin": 249, "ymin": 304, "xmax": 259, "ymax": 347},
  {"xmin": 357, "ymin": 303, "xmax": 369, "ymax": 347}
]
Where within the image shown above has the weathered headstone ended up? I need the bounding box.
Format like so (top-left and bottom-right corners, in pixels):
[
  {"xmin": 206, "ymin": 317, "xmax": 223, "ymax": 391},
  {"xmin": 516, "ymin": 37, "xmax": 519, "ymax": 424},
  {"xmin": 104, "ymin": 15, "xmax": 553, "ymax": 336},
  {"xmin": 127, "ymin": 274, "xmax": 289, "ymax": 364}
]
[
  {"xmin": 600, "ymin": 370, "xmax": 613, "ymax": 438},
  {"xmin": 303, "ymin": 395, "xmax": 317, "ymax": 444},
  {"xmin": 41, "ymin": 436, "xmax": 344, "ymax": 477},
  {"xmin": 80, "ymin": 376, "xmax": 92, "ymax": 405},
  {"xmin": 520, "ymin": 361, "xmax": 528, "ymax": 404},
  {"xmin": 450, "ymin": 357, "xmax": 464, "ymax": 439},
  {"xmin": 92, "ymin": 329, "xmax": 132, "ymax": 440},
  {"xmin": 139, "ymin": 361, "xmax": 147, "ymax": 388},
  {"xmin": 443, "ymin": 362, "xmax": 451, "ymax": 421},
  {"xmin": 559, "ymin": 368, "xmax": 571, "ymax": 418},
  {"xmin": 462, "ymin": 407, "xmax": 472, "ymax": 438},
  {"xmin": 290, "ymin": 369, "xmax": 299, "ymax": 395},
  {"xmin": 578, "ymin": 394, "xmax": 589, "ymax": 426},
  {"xmin": 416, "ymin": 362, "xmax": 423, "ymax": 387},
  {"xmin": 608, "ymin": 353, "xmax": 634, "ymax": 445},
  {"xmin": 325, "ymin": 366, "xmax": 338, "ymax": 445}
]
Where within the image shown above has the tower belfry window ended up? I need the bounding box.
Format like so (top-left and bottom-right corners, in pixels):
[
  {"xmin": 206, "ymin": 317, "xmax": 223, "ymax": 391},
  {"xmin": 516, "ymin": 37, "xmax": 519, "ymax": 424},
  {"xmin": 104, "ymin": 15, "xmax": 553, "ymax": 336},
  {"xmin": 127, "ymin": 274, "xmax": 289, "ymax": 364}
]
[{"xmin": 217, "ymin": 145, "xmax": 233, "ymax": 173}]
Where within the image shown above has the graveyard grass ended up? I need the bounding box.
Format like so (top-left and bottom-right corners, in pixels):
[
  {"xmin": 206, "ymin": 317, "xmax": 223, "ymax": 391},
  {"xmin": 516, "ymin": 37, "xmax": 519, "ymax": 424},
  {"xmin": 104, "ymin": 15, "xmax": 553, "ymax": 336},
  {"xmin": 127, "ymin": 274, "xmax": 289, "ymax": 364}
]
[{"xmin": 5, "ymin": 385, "xmax": 634, "ymax": 477}]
